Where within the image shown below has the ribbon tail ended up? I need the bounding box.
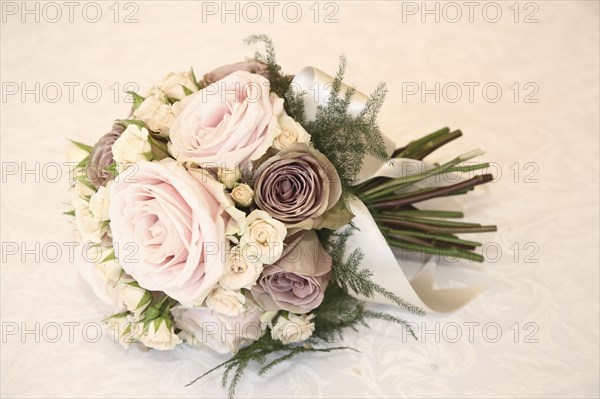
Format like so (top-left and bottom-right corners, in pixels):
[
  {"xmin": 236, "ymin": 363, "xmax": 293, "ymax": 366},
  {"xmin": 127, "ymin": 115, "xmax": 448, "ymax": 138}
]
[
  {"xmin": 409, "ymin": 260, "xmax": 485, "ymax": 313},
  {"xmin": 344, "ymin": 198, "xmax": 483, "ymax": 314}
]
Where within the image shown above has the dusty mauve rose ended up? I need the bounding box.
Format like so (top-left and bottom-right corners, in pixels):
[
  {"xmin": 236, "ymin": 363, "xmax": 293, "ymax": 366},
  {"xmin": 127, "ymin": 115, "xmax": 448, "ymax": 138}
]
[
  {"xmin": 108, "ymin": 158, "xmax": 245, "ymax": 306},
  {"xmin": 253, "ymin": 143, "xmax": 342, "ymax": 229},
  {"xmin": 169, "ymin": 71, "xmax": 284, "ymax": 169},
  {"xmin": 87, "ymin": 123, "xmax": 125, "ymax": 187},
  {"xmin": 200, "ymin": 59, "xmax": 271, "ymax": 86},
  {"xmin": 252, "ymin": 230, "xmax": 332, "ymax": 314}
]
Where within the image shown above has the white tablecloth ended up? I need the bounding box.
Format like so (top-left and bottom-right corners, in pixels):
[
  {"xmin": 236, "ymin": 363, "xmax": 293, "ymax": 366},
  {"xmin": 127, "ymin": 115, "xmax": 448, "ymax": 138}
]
[{"xmin": 1, "ymin": 1, "xmax": 598, "ymax": 397}]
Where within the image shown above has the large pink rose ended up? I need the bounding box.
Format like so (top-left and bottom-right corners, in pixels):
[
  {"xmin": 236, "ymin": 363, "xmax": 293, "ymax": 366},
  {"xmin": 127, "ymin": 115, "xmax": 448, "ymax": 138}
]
[
  {"xmin": 108, "ymin": 159, "xmax": 245, "ymax": 306},
  {"xmin": 169, "ymin": 70, "xmax": 284, "ymax": 169}
]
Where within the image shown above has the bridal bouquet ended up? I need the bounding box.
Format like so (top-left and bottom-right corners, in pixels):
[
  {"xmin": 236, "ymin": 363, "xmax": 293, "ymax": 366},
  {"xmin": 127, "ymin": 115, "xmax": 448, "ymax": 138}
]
[{"xmin": 67, "ymin": 35, "xmax": 496, "ymax": 397}]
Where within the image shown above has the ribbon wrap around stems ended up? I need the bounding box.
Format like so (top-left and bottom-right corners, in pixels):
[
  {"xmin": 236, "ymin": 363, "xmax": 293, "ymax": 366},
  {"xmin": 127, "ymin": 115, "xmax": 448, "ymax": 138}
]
[{"xmin": 290, "ymin": 67, "xmax": 483, "ymax": 313}]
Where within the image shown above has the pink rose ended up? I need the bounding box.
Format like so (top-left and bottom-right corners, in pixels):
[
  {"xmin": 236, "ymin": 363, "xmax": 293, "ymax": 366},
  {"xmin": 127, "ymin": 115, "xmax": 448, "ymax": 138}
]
[
  {"xmin": 169, "ymin": 70, "xmax": 284, "ymax": 169},
  {"xmin": 108, "ymin": 159, "xmax": 245, "ymax": 306}
]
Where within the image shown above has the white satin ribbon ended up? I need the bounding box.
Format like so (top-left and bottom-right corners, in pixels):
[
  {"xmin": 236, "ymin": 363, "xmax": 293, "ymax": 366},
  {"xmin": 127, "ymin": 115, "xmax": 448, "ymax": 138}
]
[{"xmin": 290, "ymin": 67, "xmax": 483, "ymax": 313}]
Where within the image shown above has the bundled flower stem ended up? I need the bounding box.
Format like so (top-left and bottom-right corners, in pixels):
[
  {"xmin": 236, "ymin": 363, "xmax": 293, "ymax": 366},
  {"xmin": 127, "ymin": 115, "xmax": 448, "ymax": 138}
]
[{"xmin": 356, "ymin": 127, "xmax": 497, "ymax": 262}]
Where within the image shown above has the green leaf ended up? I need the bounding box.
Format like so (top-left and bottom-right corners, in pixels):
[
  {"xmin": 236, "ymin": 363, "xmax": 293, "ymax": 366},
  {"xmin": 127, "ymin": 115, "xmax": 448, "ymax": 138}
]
[
  {"xmin": 190, "ymin": 66, "xmax": 201, "ymax": 90},
  {"xmin": 101, "ymin": 251, "xmax": 116, "ymax": 263},
  {"xmin": 127, "ymin": 91, "xmax": 145, "ymax": 110},
  {"xmin": 147, "ymin": 133, "xmax": 171, "ymax": 161},
  {"xmin": 63, "ymin": 210, "xmax": 75, "ymax": 217},
  {"xmin": 144, "ymin": 306, "xmax": 160, "ymax": 322},
  {"xmin": 181, "ymin": 85, "xmax": 194, "ymax": 96},
  {"xmin": 75, "ymin": 155, "xmax": 90, "ymax": 170},
  {"xmin": 115, "ymin": 119, "xmax": 147, "ymax": 129},
  {"xmin": 106, "ymin": 162, "xmax": 120, "ymax": 177},
  {"xmin": 304, "ymin": 56, "xmax": 389, "ymax": 198},
  {"xmin": 69, "ymin": 139, "xmax": 93, "ymax": 153},
  {"xmin": 321, "ymin": 225, "xmax": 425, "ymax": 315},
  {"xmin": 136, "ymin": 290, "xmax": 152, "ymax": 311}
]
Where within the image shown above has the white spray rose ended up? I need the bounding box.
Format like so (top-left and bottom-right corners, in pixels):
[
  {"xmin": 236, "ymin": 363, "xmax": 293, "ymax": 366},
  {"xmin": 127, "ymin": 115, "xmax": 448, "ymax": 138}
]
[
  {"xmin": 95, "ymin": 259, "xmax": 122, "ymax": 283},
  {"xmin": 206, "ymin": 287, "xmax": 246, "ymax": 317},
  {"xmin": 88, "ymin": 181, "xmax": 112, "ymax": 221},
  {"xmin": 240, "ymin": 210, "xmax": 286, "ymax": 264},
  {"xmin": 74, "ymin": 204, "xmax": 105, "ymax": 244},
  {"xmin": 70, "ymin": 180, "xmax": 95, "ymax": 210},
  {"xmin": 111, "ymin": 125, "xmax": 151, "ymax": 164},
  {"xmin": 93, "ymin": 248, "xmax": 123, "ymax": 283},
  {"xmin": 103, "ymin": 313, "xmax": 141, "ymax": 348},
  {"xmin": 220, "ymin": 247, "xmax": 263, "ymax": 290},
  {"xmin": 78, "ymin": 245, "xmax": 124, "ymax": 312},
  {"xmin": 118, "ymin": 281, "xmax": 152, "ymax": 319},
  {"xmin": 139, "ymin": 318, "xmax": 182, "ymax": 351},
  {"xmin": 150, "ymin": 71, "xmax": 198, "ymax": 101},
  {"xmin": 271, "ymin": 313, "xmax": 315, "ymax": 345},
  {"xmin": 230, "ymin": 183, "xmax": 254, "ymax": 208},
  {"xmin": 260, "ymin": 310, "xmax": 278, "ymax": 328},
  {"xmin": 217, "ymin": 167, "xmax": 241, "ymax": 190},
  {"xmin": 133, "ymin": 95, "xmax": 175, "ymax": 135},
  {"xmin": 272, "ymin": 114, "xmax": 311, "ymax": 150}
]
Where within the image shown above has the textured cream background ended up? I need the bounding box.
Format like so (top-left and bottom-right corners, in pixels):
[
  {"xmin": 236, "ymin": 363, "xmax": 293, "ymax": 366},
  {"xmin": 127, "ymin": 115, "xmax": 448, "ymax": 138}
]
[{"xmin": 1, "ymin": 1, "xmax": 599, "ymax": 398}]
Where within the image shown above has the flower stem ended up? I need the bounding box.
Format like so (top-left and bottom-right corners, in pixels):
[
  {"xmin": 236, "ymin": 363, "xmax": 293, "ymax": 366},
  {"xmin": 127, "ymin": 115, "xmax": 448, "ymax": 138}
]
[
  {"xmin": 371, "ymin": 174, "xmax": 494, "ymax": 209},
  {"xmin": 379, "ymin": 217, "xmax": 497, "ymax": 234},
  {"xmin": 380, "ymin": 209, "xmax": 465, "ymax": 219},
  {"xmin": 394, "ymin": 127, "xmax": 450, "ymax": 159},
  {"xmin": 362, "ymin": 150, "xmax": 485, "ymax": 200},
  {"xmin": 387, "ymin": 237, "xmax": 485, "ymax": 262},
  {"xmin": 382, "ymin": 227, "xmax": 482, "ymax": 248},
  {"xmin": 411, "ymin": 129, "xmax": 463, "ymax": 160}
]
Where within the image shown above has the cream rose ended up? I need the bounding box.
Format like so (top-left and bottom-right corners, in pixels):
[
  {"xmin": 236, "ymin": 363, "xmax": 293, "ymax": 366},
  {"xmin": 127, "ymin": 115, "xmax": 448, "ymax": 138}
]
[
  {"xmin": 70, "ymin": 180, "xmax": 95, "ymax": 210},
  {"xmin": 217, "ymin": 167, "xmax": 241, "ymax": 189},
  {"xmin": 169, "ymin": 71, "xmax": 284, "ymax": 169},
  {"xmin": 70, "ymin": 181, "xmax": 107, "ymax": 244},
  {"xmin": 117, "ymin": 281, "xmax": 152, "ymax": 319},
  {"xmin": 271, "ymin": 313, "xmax": 315, "ymax": 344},
  {"xmin": 220, "ymin": 246, "xmax": 263, "ymax": 290},
  {"xmin": 272, "ymin": 114, "xmax": 311, "ymax": 150},
  {"xmin": 239, "ymin": 210, "xmax": 286, "ymax": 264},
  {"xmin": 103, "ymin": 313, "xmax": 141, "ymax": 348},
  {"xmin": 206, "ymin": 287, "xmax": 246, "ymax": 317},
  {"xmin": 77, "ymin": 245, "xmax": 124, "ymax": 312},
  {"xmin": 73, "ymin": 198, "xmax": 107, "ymax": 244},
  {"xmin": 94, "ymin": 251, "xmax": 123, "ymax": 283},
  {"xmin": 133, "ymin": 95, "xmax": 175, "ymax": 135},
  {"xmin": 111, "ymin": 125, "xmax": 151, "ymax": 164},
  {"xmin": 230, "ymin": 183, "xmax": 254, "ymax": 208},
  {"xmin": 150, "ymin": 71, "xmax": 198, "ymax": 100},
  {"xmin": 139, "ymin": 318, "xmax": 182, "ymax": 351},
  {"xmin": 88, "ymin": 181, "xmax": 112, "ymax": 221},
  {"xmin": 109, "ymin": 158, "xmax": 245, "ymax": 306}
]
